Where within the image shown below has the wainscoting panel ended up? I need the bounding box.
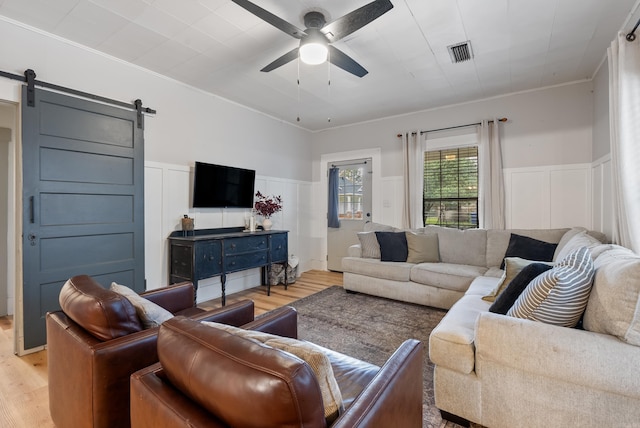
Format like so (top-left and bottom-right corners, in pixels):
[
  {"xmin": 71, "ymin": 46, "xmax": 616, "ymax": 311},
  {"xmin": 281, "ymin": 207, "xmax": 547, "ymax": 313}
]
[
  {"xmin": 591, "ymin": 156, "xmax": 613, "ymax": 241},
  {"xmin": 144, "ymin": 162, "xmax": 311, "ymax": 302},
  {"xmin": 504, "ymin": 164, "xmax": 592, "ymax": 230}
]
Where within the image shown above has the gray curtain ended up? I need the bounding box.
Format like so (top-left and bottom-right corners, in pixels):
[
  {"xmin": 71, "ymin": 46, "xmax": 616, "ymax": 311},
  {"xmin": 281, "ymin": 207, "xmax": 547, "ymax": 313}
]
[
  {"xmin": 402, "ymin": 131, "xmax": 423, "ymax": 229},
  {"xmin": 479, "ymin": 119, "xmax": 505, "ymax": 229},
  {"xmin": 328, "ymin": 167, "xmax": 340, "ymax": 228}
]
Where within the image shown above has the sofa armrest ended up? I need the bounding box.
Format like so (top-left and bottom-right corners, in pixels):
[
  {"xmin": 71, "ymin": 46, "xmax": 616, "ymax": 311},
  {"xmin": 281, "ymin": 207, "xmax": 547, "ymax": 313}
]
[
  {"xmin": 476, "ymin": 312, "xmax": 640, "ymax": 398},
  {"xmin": 332, "ymin": 339, "xmax": 423, "ymax": 428},
  {"xmin": 347, "ymin": 244, "xmax": 362, "ymax": 258},
  {"xmin": 189, "ymin": 299, "xmax": 255, "ymax": 326},
  {"xmin": 141, "ymin": 282, "xmax": 195, "ymax": 313},
  {"xmin": 242, "ymin": 306, "xmax": 298, "ymax": 338}
]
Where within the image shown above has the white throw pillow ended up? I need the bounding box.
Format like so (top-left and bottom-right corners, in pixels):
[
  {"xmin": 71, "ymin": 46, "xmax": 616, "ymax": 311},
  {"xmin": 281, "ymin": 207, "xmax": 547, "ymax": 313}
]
[
  {"xmin": 357, "ymin": 231, "xmax": 381, "ymax": 259},
  {"xmin": 110, "ymin": 282, "xmax": 173, "ymax": 328},
  {"xmin": 483, "ymin": 257, "xmax": 554, "ymax": 302},
  {"xmin": 507, "ymin": 247, "xmax": 595, "ymax": 327},
  {"xmin": 583, "ymin": 245, "xmax": 640, "ymax": 346},
  {"xmin": 554, "ymin": 230, "xmax": 601, "ymax": 262}
]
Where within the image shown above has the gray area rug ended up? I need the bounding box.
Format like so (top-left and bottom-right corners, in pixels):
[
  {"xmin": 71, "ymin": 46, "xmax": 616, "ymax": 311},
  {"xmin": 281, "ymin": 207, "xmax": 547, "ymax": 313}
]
[{"xmin": 287, "ymin": 286, "xmax": 448, "ymax": 428}]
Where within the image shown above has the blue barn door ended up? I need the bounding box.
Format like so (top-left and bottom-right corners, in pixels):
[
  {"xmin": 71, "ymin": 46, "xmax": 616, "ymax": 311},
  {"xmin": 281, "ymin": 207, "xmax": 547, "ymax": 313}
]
[{"xmin": 21, "ymin": 87, "xmax": 145, "ymax": 351}]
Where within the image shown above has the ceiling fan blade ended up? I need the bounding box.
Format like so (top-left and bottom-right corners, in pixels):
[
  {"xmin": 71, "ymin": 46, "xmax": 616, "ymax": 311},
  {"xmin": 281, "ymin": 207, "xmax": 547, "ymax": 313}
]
[
  {"xmin": 231, "ymin": 0, "xmax": 306, "ymax": 39},
  {"xmin": 261, "ymin": 47, "xmax": 300, "ymax": 72},
  {"xmin": 328, "ymin": 46, "xmax": 368, "ymax": 77},
  {"xmin": 321, "ymin": 0, "xmax": 394, "ymax": 43}
]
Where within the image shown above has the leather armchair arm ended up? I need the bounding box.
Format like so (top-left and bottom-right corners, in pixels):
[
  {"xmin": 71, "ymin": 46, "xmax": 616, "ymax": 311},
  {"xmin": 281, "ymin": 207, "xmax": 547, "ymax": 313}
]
[
  {"xmin": 332, "ymin": 339, "xmax": 424, "ymax": 428},
  {"xmin": 189, "ymin": 300, "xmax": 255, "ymax": 326},
  {"xmin": 242, "ymin": 306, "xmax": 298, "ymax": 338},
  {"xmin": 141, "ymin": 282, "xmax": 194, "ymax": 313}
]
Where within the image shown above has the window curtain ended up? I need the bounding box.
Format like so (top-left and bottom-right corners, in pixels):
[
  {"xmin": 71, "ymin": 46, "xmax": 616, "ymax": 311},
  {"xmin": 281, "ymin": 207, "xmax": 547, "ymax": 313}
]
[
  {"xmin": 609, "ymin": 32, "xmax": 640, "ymax": 252},
  {"xmin": 402, "ymin": 131, "xmax": 423, "ymax": 229},
  {"xmin": 328, "ymin": 167, "xmax": 340, "ymax": 228},
  {"xmin": 479, "ymin": 119, "xmax": 505, "ymax": 229}
]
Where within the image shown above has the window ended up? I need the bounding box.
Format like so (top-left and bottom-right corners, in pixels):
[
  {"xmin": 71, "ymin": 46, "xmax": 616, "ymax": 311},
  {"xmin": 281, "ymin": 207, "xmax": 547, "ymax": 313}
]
[
  {"xmin": 338, "ymin": 167, "xmax": 364, "ymax": 219},
  {"xmin": 423, "ymin": 146, "xmax": 478, "ymax": 229}
]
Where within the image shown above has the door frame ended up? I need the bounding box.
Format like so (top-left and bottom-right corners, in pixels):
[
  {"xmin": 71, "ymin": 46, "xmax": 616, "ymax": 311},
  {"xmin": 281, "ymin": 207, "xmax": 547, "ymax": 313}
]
[{"xmin": 320, "ymin": 148, "xmax": 382, "ymax": 270}]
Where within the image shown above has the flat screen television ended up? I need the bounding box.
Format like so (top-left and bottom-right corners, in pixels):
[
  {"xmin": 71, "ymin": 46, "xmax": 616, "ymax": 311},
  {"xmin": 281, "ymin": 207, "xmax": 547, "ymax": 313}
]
[{"xmin": 192, "ymin": 161, "xmax": 256, "ymax": 208}]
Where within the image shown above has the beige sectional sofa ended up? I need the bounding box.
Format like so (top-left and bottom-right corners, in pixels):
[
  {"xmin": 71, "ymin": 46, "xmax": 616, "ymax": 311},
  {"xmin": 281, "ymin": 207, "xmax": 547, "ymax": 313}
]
[
  {"xmin": 430, "ymin": 242, "xmax": 640, "ymax": 427},
  {"xmin": 342, "ymin": 223, "xmax": 603, "ymax": 309}
]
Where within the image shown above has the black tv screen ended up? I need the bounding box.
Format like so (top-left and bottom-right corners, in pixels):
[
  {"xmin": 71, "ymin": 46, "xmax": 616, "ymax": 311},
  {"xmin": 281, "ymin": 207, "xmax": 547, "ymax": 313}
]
[{"xmin": 192, "ymin": 162, "xmax": 255, "ymax": 208}]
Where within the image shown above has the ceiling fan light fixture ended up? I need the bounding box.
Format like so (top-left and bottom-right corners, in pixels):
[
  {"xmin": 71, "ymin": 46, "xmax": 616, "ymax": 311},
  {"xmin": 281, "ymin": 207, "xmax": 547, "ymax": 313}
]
[{"xmin": 299, "ymin": 29, "xmax": 328, "ymax": 65}]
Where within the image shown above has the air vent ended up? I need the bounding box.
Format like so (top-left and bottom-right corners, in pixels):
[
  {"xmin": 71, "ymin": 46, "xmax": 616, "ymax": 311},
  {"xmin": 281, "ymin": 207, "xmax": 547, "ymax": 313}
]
[{"xmin": 448, "ymin": 41, "xmax": 473, "ymax": 63}]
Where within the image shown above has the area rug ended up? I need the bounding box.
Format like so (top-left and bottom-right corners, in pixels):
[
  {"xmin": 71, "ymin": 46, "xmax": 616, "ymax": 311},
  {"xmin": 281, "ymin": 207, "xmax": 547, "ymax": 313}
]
[{"xmin": 287, "ymin": 286, "xmax": 448, "ymax": 428}]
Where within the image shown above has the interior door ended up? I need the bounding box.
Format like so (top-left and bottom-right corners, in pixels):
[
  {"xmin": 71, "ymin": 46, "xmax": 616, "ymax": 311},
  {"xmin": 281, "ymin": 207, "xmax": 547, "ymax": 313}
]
[
  {"xmin": 21, "ymin": 87, "xmax": 145, "ymax": 351},
  {"xmin": 327, "ymin": 159, "xmax": 372, "ymax": 271}
]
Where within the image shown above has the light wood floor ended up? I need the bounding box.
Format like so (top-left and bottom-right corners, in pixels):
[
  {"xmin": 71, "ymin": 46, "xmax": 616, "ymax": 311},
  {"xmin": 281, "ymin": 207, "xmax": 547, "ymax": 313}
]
[
  {"xmin": 0, "ymin": 270, "xmax": 340, "ymax": 427},
  {"xmin": 0, "ymin": 269, "xmax": 461, "ymax": 427}
]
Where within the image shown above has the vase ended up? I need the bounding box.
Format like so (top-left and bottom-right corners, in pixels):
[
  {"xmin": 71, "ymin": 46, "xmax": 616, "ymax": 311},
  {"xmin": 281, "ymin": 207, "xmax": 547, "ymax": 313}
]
[{"xmin": 262, "ymin": 218, "xmax": 273, "ymax": 230}]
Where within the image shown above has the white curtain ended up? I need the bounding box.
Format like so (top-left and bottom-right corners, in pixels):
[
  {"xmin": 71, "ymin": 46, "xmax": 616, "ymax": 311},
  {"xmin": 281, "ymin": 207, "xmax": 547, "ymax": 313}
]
[
  {"xmin": 609, "ymin": 32, "xmax": 640, "ymax": 252},
  {"xmin": 479, "ymin": 119, "xmax": 505, "ymax": 229},
  {"xmin": 402, "ymin": 131, "xmax": 423, "ymax": 229}
]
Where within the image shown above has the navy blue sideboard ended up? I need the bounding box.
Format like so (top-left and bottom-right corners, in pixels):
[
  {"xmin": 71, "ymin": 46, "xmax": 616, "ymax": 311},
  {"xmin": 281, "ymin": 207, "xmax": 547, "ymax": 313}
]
[{"xmin": 168, "ymin": 227, "xmax": 288, "ymax": 305}]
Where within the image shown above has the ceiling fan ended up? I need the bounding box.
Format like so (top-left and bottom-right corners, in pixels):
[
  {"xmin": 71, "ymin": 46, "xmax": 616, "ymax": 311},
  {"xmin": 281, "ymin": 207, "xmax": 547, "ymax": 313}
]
[{"xmin": 230, "ymin": 0, "xmax": 394, "ymax": 77}]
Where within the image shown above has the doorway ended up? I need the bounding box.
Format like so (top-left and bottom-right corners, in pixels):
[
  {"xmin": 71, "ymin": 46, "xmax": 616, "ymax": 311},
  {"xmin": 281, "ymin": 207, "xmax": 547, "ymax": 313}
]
[
  {"xmin": 327, "ymin": 159, "xmax": 373, "ymax": 271},
  {"xmin": 0, "ymin": 101, "xmax": 17, "ymax": 318}
]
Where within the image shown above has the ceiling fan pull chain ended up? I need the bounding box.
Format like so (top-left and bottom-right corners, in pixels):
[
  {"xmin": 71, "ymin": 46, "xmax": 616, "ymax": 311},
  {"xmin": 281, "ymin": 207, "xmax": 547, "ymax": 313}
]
[
  {"xmin": 327, "ymin": 50, "xmax": 331, "ymax": 123},
  {"xmin": 297, "ymin": 58, "xmax": 301, "ymax": 122}
]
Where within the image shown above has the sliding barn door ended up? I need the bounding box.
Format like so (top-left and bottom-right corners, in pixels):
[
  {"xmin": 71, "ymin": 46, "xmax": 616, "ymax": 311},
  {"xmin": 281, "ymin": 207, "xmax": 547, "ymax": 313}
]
[{"xmin": 21, "ymin": 87, "xmax": 145, "ymax": 351}]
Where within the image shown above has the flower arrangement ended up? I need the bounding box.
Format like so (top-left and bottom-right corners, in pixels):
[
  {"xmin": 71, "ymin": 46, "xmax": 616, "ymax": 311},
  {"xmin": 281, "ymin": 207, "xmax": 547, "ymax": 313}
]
[{"xmin": 254, "ymin": 191, "xmax": 283, "ymax": 218}]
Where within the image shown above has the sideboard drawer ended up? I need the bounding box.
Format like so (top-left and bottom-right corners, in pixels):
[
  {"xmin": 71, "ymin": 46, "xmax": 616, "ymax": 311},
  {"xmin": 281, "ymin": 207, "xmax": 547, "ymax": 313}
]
[
  {"xmin": 225, "ymin": 250, "xmax": 268, "ymax": 272},
  {"xmin": 197, "ymin": 242, "xmax": 222, "ymax": 278},
  {"xmin": 271, "ymin": 233, "xmax": 288, "ymax": 262},
  {"xmin": 225, "ymin": 236, "xmax": 268, "ymax": 254}
]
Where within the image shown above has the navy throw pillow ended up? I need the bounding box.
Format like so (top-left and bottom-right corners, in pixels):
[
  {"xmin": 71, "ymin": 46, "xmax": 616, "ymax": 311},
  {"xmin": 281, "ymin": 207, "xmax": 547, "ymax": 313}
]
[
  {"xmin": 500, "ymin": 234, "xmax": 558, "ymax": 269},
  {"xmin": 489, "ymin": 263, "xmax": 554, "ymax": 314},
  {"xmin": 375, "ymin": 231, "xmax": 408, "ymax": 262}
]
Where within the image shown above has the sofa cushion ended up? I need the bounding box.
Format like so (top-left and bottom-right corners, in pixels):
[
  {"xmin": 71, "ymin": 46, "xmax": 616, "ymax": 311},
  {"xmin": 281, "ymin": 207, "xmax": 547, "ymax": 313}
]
[
  {"xmin": 158, "ymin": 317, "xmax": 327, "ymax": 428},
  {"xmin": 357, "ymin": 232, "xmax": 381, "ymax": 259},
  {"xmin": 429, "ymin": 287, "xmax": 493, "ymax": 374},
  {"xmin": 411, "ymin": 263, "xmax": 487, "ymax": 292},
  {"xmin": 202, "ymin": 321, "xmax": 344, "ymax": 422},
  {"xmin": 110, "ymin": 282, "xmax": 174, "ymax": 328},
  {"xmin": 342, "ymin": 257, "xmax": 413, "ymax": 282},
  {"xmin": 58, "ymin": 275, "xmax": 143, "ymax": 341},
  {"xmin": 483, "ymin": 257, "xmax": 555, "ymax": 302},
  {"xmin": 507, "ymin": 247, "xmax": 595, "ymax": 327},
  {"xmin": 489, "ymin": 263, "xmax": 553, "ymax": 314},
  {"xmin": 425, "ymin": 226, "xmax": 487, "ymax": 267},
  {"xmin": 375, "ymin": 231, "xmax": 408, "ymax": 262},
  {"xmin": 584, "ymin": 245, "xmax": 640, "ymax": 346},
  {"xmin": 405, "ymin": 232, "xmax": 439, "ymax": 263},
  {"xmin": 500, "ymin": 233, "xmax": 558, "ymax": 269}
]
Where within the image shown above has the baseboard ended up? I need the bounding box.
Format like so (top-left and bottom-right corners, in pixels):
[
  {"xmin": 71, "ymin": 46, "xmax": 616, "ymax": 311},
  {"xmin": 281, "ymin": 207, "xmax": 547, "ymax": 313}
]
[{"xmin": 440, "ymin": 410, "xmax": 470, "ymax": 427}]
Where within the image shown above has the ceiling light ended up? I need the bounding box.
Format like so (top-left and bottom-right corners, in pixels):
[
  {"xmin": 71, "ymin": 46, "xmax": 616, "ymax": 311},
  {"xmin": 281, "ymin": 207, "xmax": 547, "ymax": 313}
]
[{"xmin": 299, "ymin": 29, "xmax": 328, "ymax": 65}]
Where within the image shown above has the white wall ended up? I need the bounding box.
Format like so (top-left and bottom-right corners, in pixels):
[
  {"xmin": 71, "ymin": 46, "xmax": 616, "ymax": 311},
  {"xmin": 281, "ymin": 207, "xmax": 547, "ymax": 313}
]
[
  {"xmin": 309, "ymin": 81, "xmax": 599, "ymax": 249},
  {"xmin": 0, "ymin": 18, "xmax": 315, "ymax": 301}
]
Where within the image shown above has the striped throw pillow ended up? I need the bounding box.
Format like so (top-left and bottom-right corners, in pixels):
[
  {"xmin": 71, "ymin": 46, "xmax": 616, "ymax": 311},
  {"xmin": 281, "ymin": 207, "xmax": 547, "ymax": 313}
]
[{"xmin": 507, "ymin": 247, "xmax": 595, "ymax": 327}]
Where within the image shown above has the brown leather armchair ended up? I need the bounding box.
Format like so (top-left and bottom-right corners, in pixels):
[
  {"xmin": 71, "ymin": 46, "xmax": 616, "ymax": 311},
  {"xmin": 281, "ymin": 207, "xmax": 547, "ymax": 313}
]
[
  {"xmin": 46, "ymin": 275, "xmax": 256, "ymax": 428},
  {"xmin": 130, "ymin": 307, "xmax": 424, "ymax": 428}
]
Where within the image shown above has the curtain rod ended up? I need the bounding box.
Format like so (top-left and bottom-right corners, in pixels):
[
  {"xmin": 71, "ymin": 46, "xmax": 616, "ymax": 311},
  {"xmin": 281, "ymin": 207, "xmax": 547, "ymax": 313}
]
[
  {"xmin": 627, "ymin": 17, "xmax": 640, "ymax": 41},
  {"xmin": 396, "ymin": 117, "xmax": 507, "ymax": 138}
]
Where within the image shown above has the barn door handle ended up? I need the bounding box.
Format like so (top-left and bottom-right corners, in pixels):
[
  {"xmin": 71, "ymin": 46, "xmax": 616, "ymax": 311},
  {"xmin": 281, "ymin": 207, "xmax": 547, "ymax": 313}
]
[{"xmin": 29, "ymin": 196, "xmax": 34, "ymax": 223}]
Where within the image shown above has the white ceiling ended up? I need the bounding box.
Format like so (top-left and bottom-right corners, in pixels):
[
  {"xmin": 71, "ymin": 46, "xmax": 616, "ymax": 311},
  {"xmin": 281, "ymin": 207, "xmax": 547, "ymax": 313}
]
[{"xmin": 0, "ymin": 0, "xmax": 638, "ymax": 131}]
